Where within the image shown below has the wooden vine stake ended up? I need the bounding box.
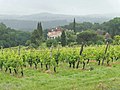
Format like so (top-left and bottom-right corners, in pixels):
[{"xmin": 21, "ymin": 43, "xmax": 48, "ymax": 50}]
[
  {"xmin": 76, "ymin": 42, "xmax": 84, "ymax": 68},
  {"xmin": 102, "ymin": 42, "xmax": 109, "ymax": 65}
]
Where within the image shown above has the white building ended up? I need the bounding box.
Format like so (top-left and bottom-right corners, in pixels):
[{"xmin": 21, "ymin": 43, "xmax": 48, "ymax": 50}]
[{"xmin": 47, "ymin": 27, "xmax": 62, "ymax": 39}]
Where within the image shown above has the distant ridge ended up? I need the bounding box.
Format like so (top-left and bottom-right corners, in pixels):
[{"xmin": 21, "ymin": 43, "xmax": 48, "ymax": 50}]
[{"xmin": 0, "ymin": 12, "xmax": 119, "ymax": 31}]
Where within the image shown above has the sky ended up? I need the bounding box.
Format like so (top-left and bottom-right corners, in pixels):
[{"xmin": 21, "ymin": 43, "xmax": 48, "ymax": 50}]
[{"xmin": 0, "ymin": 0, "xmax": 120, "ymax": 15}]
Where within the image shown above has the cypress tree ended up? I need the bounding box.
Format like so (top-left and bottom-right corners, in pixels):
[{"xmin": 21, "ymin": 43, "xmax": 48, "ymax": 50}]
[
  {"xmin": 31, "ymin": 29, "xmax": 39, "ymax": 45},
  {"xmin": 73, "ymin": 18, "xmax": 76, "ymax": 33},
  {"xmin": 31, "ymin": 22, "xmax": 43, "ymax": 46},
  {"xmin": 61, "ymin": 30, "xmax": 66, "ymax": 46},
  {"xmin": 37, "ymin": 22, "xmax": 43, "ymax": 37}
]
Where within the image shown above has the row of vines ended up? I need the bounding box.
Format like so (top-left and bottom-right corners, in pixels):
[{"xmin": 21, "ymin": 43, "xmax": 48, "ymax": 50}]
[{"xmin": 0, "ymin": 44, "xmax": 120, "ymax": 77}]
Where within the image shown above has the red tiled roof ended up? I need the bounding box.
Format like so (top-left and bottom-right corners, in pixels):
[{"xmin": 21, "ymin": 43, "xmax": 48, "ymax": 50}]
[{"xmin": 47, "ymin": 28, "xmax": 62, "ymax": 38}]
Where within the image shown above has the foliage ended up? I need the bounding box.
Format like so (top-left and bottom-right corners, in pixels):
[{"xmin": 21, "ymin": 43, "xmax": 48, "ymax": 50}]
[
  {"xmin": 0, "ymin": 45, "xmax": 119, "ymax": 78},
  {"xmin": 0, "ymin": 23, "xmax": 31, "ymax": 48},
  {"xmin": 46, "ymin": 39, "xmax": 58, "ymax": 47},
  {"xmin": 31, "ymin": 22, "xmax": 44, "ymax": 46},
  {"xmin": 61, "ymin": 30, "xmax": 67, "ymax": 46},
  {"xmin": 66, "ymin": 30, "xmax": 77, "ymax": 45},
  {"xmin": 62, "ymin": 17, "xmax": 120, "ymax": 39},
  {"xmin": 102, "ymin": 17, "xmax": 120, "ymax": 38},
  {"xmin": 113, "ymin": 35, "xmax": 120, "ymax": 45},
  {"xmin": 105, "ymin": 38, "xmax": 113, "ymax": 44},
  {"xmin": 73, "ymin": 18, "xmax": 76, "ymax": 33},
  {"xmin": 62, "ymin": 22, "xmax": 94, "ymax": 32},
  {"xmin": 76, "ymin": 30, "xmax": 103, "ymax": 45}
]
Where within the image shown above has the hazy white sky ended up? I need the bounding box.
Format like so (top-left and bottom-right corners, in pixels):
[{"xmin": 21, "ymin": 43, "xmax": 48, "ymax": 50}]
[{"xmin": 0, "ymin": 0, "xmax": 120, "ymax": 15}]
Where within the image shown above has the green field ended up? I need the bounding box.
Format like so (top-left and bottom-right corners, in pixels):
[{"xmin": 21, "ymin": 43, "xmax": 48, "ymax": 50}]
[{"xmin": 0, "ymin": 60, "xmax": 120, "ymax": 90}]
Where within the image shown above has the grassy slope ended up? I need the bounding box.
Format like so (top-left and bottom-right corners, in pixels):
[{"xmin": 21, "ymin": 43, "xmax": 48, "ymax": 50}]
[{"xmin": 0, "ymin": 61, "xmax": 120, "ymax": 90}]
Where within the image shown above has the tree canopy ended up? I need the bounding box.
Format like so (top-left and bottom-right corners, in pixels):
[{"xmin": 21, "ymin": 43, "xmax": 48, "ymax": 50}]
[
  {"xmin": 76, "ymin": 30, "xmax": 104, "ymax": 45},
  {"xmin": 62, "ymin": 17, "xmax": 120, "ymax": 38},
  {"xmin": 0, "ymin": 23, "xmax": 31, "ymax": 48},
  {"xmin": 31, "ymin": 22, "xmax": 44, "ymax": 46}
]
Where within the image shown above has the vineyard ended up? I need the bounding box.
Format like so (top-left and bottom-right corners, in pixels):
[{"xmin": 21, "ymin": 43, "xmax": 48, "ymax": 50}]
[{"xmin": 0, "ymin": 44, "xmax": 120, "ymax": 90}]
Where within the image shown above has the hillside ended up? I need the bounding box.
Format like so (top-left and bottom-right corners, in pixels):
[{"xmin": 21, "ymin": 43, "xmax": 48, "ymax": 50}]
[
  {"xmin": 0, "ymin": 13, "xmax": 117, "ymax": 31},
  {"xmin": 0, "ymin": 23, "xmax": 31, "ymax": 47},
  {"xmin": 0, "ymin": 19, "xmax": 68, "ymax": 31}
]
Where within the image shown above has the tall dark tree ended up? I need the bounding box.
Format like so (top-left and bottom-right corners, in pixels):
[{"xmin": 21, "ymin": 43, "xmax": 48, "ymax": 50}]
[
  {"xmin": 61, "ymin": 30, "xmax": 66, "ymax": 46},
  {"xmin": 37, "ymin": 22, "xmax": 43, "ymax": 37},
  {"xmin": 31, "ymin": 30, "xmax": 39, "ymax": 45},
  {"xmin": 31, "ymin": 22, "xmax": 43, "ymax": 46},
  {"xmin": 73, "ymin": 18, "xmax": 76, "ymax": 33}
]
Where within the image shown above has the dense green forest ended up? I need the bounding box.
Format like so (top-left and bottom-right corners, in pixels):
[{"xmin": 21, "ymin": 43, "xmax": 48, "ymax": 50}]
[
  {"xmin": 0, "ymin": 23, "xmax": 31, "ymax": 48},
  {"xmin": 0, "ymin": 17, "xmax": 120, "ymax": 48},
  {"xmin": 62, "ymin": 17, "xmax": 120, "ymax": 36},
  {"xmin": 46, "ymin": 17, "xmax": 120, "ymax": 47}
]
